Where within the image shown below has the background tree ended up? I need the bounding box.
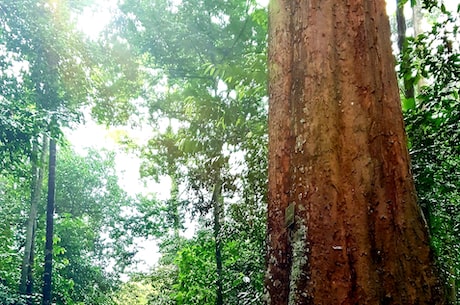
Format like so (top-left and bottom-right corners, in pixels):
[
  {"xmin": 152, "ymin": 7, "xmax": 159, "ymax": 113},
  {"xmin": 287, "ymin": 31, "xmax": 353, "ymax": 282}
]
[
  {"xmin": 48, "ymin": 147, "xmax": 135, "ymax": 305},
  {"xmin": 0, "ymin": 172, "xmax": 31, "ymax": 305},
  {"xmin": 1, "ymin": 0, "xmax": 138, "ymax": 303},
  {"xmin": 42, "ymin": 136, "xmax": 56, "ymax": 305},
  {"xmin": 110, "ymin": 0, "xmax": 268, "ymax": 304},
  {"xmin": 19, "ymin": 137, "xmax": 48, "ymax": 301}
]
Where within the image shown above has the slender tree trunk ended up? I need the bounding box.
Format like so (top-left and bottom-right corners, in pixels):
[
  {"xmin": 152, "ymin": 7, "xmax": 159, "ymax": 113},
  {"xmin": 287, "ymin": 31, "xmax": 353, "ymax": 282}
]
[
  {"xmin": 396, "ymin": 0, "xmax": 415, "ymax": 100},
  {"xmin": 411, "ymin": 0, "xmax": 427, "ymax": 92},
  {"xmin": 20, "ymin": 137, "xmax": 48, "ymax": 296},
  {"xmin": 165, "ymin": 120, "xmax": 183, "ymax": 242},
  {"xmin": 449, "ymin": 264, "xmax": 457, "ymax": 304},
  {"xmin": 266, "ymin": 0, "xmax": 445, "ymax": 304},
  {"xmin": 212, "ymin": 177, "xmax": 223, "ymax": 305},
  {"xmin": 170, "ymin": 175, "xmax": 180, "ymax": 240},
  {"xmin": 412, "ymin": 0, "xmax": 424, "ymax": 37},
  {"xmin": 26, "ymin": 221, "xmax": 37, "ymax": 305},
  {"xmin": 42, "ymin": 138, "xmax": 56, "ymax": 305},
  {"xmin": 396, "ymin": 0, "xmax": 407, "ymax": 54}
]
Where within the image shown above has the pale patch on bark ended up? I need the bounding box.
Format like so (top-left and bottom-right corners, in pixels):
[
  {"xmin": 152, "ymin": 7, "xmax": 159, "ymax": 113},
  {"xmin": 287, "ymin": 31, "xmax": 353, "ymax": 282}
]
[{"xmin": 288, "ymin": 219, "xmax": 309, "ymax": 305}]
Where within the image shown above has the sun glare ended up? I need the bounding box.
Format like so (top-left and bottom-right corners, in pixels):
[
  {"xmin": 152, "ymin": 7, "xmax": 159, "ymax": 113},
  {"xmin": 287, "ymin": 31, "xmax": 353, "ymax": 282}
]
[{"xmin": 77, "ymin": 2, "xmax": 116, "ymax": 39}]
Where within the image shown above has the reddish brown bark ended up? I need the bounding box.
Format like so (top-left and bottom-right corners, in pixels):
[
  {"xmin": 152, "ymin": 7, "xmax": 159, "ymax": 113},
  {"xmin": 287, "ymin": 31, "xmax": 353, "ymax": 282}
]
[
  {"xmin": 266, "ymin": 0, "xmax": 294, "ymax": 303},
  {"xmin": 266, "ymin": 0, "xmax": 445, "ymax": 304}
]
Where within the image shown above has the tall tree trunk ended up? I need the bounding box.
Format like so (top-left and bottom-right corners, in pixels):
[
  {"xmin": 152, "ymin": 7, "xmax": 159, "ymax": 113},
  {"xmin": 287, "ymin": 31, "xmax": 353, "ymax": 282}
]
[
  {"xmin": 449, "ymin": 264, "xmax": 457, "ymax": 304},
  {"xmin": 396, "ymin": 0, "xmax": 415, "ymax": 100},
  {"xmin": 266, "ymin": 0, "xmax": 445, "ymax": 304},
  {"xmin": 396, "ymin": 0, "xmax": 407, "ymax": 54},
  {"xmin": 170, "ymin": 175, "xmax": 180, "ymax": 240},
  {"xmin": 412, "ymin": 0, "xmax": 424, "ymax": 37},
  {"xmin": 42, "ymin": 138, "xmax": 56, "ymax": 305},
  {"xmin": 20, "ymin": 137, "xmax": 48, "ymax": 296},
  {"xmin": 26, "ymin": 220, "xmax": 37, "ymax": 305},
  {"xmin": 411, "ymin": 0, "xmax": 427, "ymax": 92},
  {"xmin": 212, "ymin": 177, "xmax": 223, "ymax": 305}
]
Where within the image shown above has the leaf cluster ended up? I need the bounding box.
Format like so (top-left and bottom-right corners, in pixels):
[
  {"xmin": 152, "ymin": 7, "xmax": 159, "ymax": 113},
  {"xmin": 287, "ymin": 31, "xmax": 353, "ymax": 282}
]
[{"xmin": 399, "ymin": 2, "xmax": 460, "ymax": 299}]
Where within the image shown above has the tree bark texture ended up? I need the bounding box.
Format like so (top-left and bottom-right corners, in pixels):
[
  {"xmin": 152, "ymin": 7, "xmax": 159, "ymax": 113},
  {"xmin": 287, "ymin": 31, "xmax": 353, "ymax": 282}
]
[
  {"xmin": 42, "ymin": 138, "xmax": 56, "ymax": 305},
  {"xmin": 266, "ymin": 0, "xmax": 445, "ymax": 304}
]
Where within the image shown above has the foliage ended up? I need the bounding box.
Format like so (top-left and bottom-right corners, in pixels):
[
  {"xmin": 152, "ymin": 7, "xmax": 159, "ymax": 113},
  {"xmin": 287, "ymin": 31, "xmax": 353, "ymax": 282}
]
[
  {"xmin": 0, "ymin": 0, "xmax": 139, "ymax": 303},
  {"xmin": 115, "ymin": 277, "xmax": 156, "ymax": 305},
  {"xmin": 47, "ymin": 147, "xmax": 133, "ymax": 305},
  {"xmin": 0, "ymin": 0, "xmax": 125, "ymax": 169},
  {"xmin": 0, "ymin": 30, "xmax": 45, "ymax": 175},
  {"xmin": 121, "ymin": 224, "xmax": 263, "ymax": 305},
  {"xmin": 171, "ymin": 231, "xmax": 216, "ymax": 305},
  {"xmin": 400, "ymin": 2, "xmax": 460, "ymax": 300},
  {"xmin": 0, "ymin": 282, "xmax": 26, "ymax": 305},
  {"xmin": 0, "ymin": 0, "xmax": 93, "ymax": 122},
  {"xmin": 88, "ymin": 38, "xmax": 145, "ymax": 126},
  {"xmin": 0, "ymin": 174, "xmax": 30, "ymax": 285},
  {"xmin": 0, "ymin": 146, "xmax": 135, "ymax": 305},
  {"xmin": 108, "ymin": 0, "xmax": 269, "ymax": 303},
  {"xmin": 223, "ymin": 210, "xmax": 265, "ymax": 304},
  {"xmin": 1, "ymin": 0, "xmax": 459, "ymax": 304}
]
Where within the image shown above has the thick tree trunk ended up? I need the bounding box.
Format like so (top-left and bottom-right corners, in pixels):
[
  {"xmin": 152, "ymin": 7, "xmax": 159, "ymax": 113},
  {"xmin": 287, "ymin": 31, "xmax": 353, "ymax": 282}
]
[
  {"xmin": 266, "ymin": 0, "xmax": 445, "ymax": 304},
  {"xmin": 42, "ymin": 138, "xmax": 56, "ymax": 305},
  {"xmin": 20, "ymin": 137, "xmax": 48, "ymax": 296}
]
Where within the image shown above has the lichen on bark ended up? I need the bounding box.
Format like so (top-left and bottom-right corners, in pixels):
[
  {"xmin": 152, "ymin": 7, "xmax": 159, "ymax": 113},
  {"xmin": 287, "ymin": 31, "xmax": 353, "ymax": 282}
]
[{"xmin": 288, "ymin": 219, "xmax": 310, "ymax": 305}]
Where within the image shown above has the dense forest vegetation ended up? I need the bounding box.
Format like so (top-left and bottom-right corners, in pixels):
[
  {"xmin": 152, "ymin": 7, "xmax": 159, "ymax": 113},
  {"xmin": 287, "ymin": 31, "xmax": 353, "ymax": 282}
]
[{"xmin": 0, "ymin": 0, "xmax": 458, "ymax": 304}]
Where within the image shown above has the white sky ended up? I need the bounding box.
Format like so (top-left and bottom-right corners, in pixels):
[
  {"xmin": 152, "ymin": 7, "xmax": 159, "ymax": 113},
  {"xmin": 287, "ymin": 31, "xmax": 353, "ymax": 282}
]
[{"xmin": 77, "ymin": 1, "xmax": 116, "ymax": 40}]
